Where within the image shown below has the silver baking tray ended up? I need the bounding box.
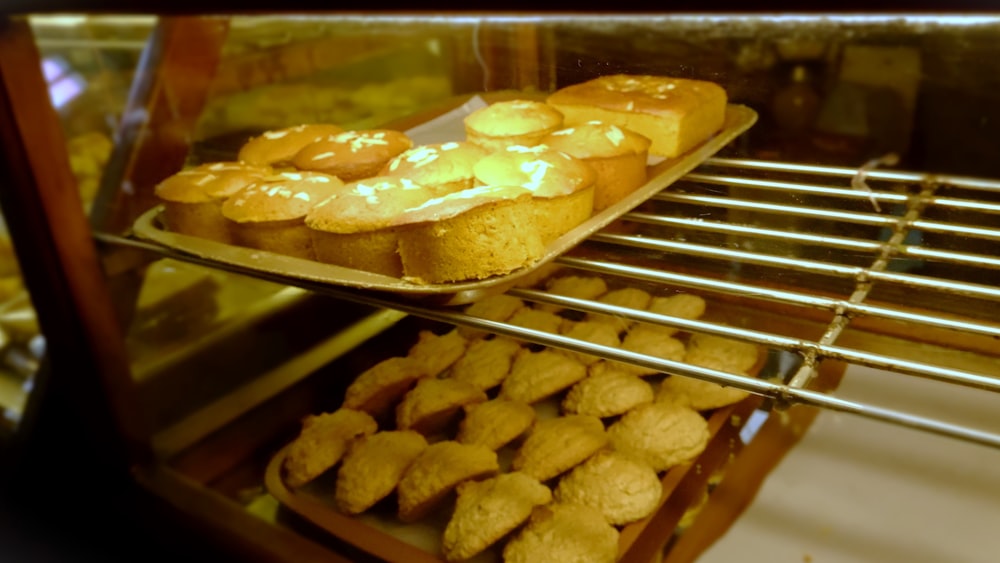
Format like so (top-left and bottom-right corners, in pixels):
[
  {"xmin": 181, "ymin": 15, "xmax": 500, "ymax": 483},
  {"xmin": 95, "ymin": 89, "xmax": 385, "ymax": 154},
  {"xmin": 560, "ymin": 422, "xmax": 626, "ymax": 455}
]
[{"xmin": 132, "ymin": 99, "xmax": 757, "ymax": 305}]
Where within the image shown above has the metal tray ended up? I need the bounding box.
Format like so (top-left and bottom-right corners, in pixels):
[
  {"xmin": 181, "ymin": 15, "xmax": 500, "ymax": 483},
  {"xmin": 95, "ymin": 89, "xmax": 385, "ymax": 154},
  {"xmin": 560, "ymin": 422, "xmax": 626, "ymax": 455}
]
[{"xmin": 132, "ymin": 103, "xmax": 757, "ymax": 305}]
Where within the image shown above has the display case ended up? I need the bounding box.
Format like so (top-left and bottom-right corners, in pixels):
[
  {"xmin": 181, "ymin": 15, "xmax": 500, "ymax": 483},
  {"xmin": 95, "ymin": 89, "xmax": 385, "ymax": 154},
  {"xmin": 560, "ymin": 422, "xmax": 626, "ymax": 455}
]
[{"xmin": 1, "ymin": 9, "xmax": 999, "ymax": 563}]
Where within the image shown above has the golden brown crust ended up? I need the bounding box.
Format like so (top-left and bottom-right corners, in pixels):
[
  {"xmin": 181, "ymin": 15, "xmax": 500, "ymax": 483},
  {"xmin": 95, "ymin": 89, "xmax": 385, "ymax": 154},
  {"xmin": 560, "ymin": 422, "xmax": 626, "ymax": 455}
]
[
  {"xmin": 464, "ymin": 99, "xmax": 564, "ymax": 152},
  {"xmin": 553, "ymin": 450, "xmax": 663, "ymax": 525},
  {"xmin": 641, "ymin": 293, "xmax": 707, "ymax": 336},
  {"xmin": 557, "ymin": 320, "xmax": 622, "ymax": 366},
  {"xmin": 562, "ymin": 370, "xmax": 654, "ymax": 418},
  {"xmin": 458, "ymin": 294, "xmax": 526, "ymax": 339},
  {"xmin": 155, "ymin": 162, "xmax": 273, "ymax": 204},
  {"xmin": 511, "ymin": 414, "xmax": 608, "ymax": 481},
  {"xmin": 220, "ymin": 171, "xmax": 343, "ymax": 223},
  {"xmin": 282, "ymin": 408, "xmax": 378, "ymax": 488},
  {"xmin": 502, "ymin": 503, "xmax": 619, "ymax": 563},
  {"xmin": 304, "ymin": 176, "xmax": 433, "ymax": 234},
  {"xmin": 506, "ymin": 307, "xmax": 564, "ymax": 335},
  {"xmin": 472, "ymin": 145, "xmax": 596, "ymax": 199},
  {"xmin": 500, "ymin": 348, "xmax": 588, "ymax": 404},
  {"xmin": 334, "ymin": 430, "xmax": 428, "ymax": 515},
  {"xmin": 395, "ymin": 378, "xmax": 488, "ymax": 436},
  {"xmin": 586, "ymin": 286, "xmax": 654, "ymax": 333},
  {"xmin": 396, "ymin": 441, "xmax": 499, "ymax": 523},
  {"xmin": 656, "ymin": 332, "xmax": 760, "ymax": 410},
  {"xmin": 379, "ymin": 141, "xmax": 489, "ymax": 195},
  {"xmin": 615, "ymin": 325, "xmax": 687, "ymax": 376},
  {"xmin": 406, "ymin": 329, "xmax": 469, "ymax": 378},
  {"xmin": 441, "ymin": 472, "xmax": 552, "ymax": 562},
  {"xmin": 448, "ymin": 336, "xmax": 521, "ymax": 391},
  {"xmin": 542, "ymin": 121, "xmax": 651, "ymax": 160},
  {"xmin": 292, "ymin": 129, "xmax": 413, "ymax": 182},
  {"xmin": 456, "ymin": 397, "xmax": 536, "ymax": 451},
  {"xmin": 607, "ymin": 402, "xmax": 710, "ymax": 472},
  {"xmin": 341, "ymin": 356, "xmax": 429, "ymax": 419},
  {"xmin": 538, "ymin": 275, "xmax": 608, "ymax": 313},
  {"xmin": 238, "ymin": 123, "xmax": 345, "ymax": 166}
]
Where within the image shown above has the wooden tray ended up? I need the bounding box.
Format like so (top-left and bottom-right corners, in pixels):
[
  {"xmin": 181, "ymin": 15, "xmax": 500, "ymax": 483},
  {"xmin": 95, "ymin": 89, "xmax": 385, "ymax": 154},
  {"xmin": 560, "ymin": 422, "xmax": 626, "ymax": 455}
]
[
  {"xmin": 132, "ymin": 103, "xmax": 757, "ymax": 306},
  {"xmin": 264, "ymin": 392, "xmax": 766, "ymax": 563}
]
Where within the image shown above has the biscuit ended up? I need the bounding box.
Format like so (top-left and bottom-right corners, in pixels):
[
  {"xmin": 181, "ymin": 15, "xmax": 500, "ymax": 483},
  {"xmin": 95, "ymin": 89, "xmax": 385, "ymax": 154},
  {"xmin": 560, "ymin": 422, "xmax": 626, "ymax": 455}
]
[
  {"xmin": 586, "ymin": 286, "xmax": 653, "ymax": 333},
  {"xmin": 511, "ymin": 414, "xmax": 608, "ymax": 481},
  {"xmin": 283, "ymin": 408, "xmax": 378, "ymax": 488},
  {"xmin": 396, "ymin": 378, "xmax": 488, "ymax": 436},
  {"xmin": 456, "ymin": 398, "xmax": 536, "ymax": 451},
  {"xmin": 558, "ymin": 320, "xmax": 622, "ymax": 365},
  {"xmin": 500, "ymin": 348, "xmax": 588, "ymax": 404},
  {"xmin": 616, "ymin": 325, "xmax": 686, "ymax": 376},
  {"xmin": 502, "ymin": 503, "xmax": 619, "ymax": 563},
  {"xmin": 341, "ymin": 356, "xmax": 428, "ymax": 419},
  {"xmin": 538, "ymin": 275, "xmax": 608, "ymax": 313},
  {"xmin": 334, "ymin": 430, "xmax": 428, "ymax": 515},
  {"xmin": 640, "ymin": 293, "xmax": 707, "ymax": 336},
  {"xmin": 554, "ymin": 450, "xmax": 663, "ymax": 525},
  {"xmin": 562, "ymin": 370, "xmax": 654, "ymax": 418},
  {"xmin": 607, "ymin": 402, "xmax": 710, "ymax": 472},
  {"xmin": 448, "ymin": 336, "xmax": 521, "ymax": 391},
  {"xmin": 685, "ymin": 332, "xmax": 760, "ymax": 375},
  {"xmin": 458, "ymin": 293, "xmax": 526, "ymax": 339},
  {"xmin": 506, "ymin": 307, "xmax": 564, "ymax": 336},
  {"xmin": 407, "ymin": 329, "xmax": 469, "ymax": 377},
  {"xmin": 397, "ymin": 441, "xmax": 499, "ymax": 522},
  {"xmin": 657, "ymin": 333, "xmax": 759, "ymax": 410},
  {"xmin": 441, "ymin": 472, "xmax": 552, "ymax": 562}
]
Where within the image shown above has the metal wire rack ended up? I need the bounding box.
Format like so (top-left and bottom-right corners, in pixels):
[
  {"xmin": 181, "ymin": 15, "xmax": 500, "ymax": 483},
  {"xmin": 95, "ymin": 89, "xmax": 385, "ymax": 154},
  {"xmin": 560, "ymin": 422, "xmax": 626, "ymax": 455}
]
[{"xmin": 102, "ymin": 156, "xmax": 1000, "ymax": 452}]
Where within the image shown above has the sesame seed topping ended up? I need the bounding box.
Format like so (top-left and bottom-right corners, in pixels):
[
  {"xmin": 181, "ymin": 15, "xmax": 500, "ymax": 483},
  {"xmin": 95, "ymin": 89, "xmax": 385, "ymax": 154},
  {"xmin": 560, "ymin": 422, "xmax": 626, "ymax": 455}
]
[
  {"xmin": 281, "ymin": 172, "xmax": 303, "ymax": 180},
  {"xmin": 311, "ymin": 152, "xmax": 334, "ymax": 161},
  {"xmin": 552, "ymin": 128, "xmax": 574, "ymax": 136},
  {"xmin": 195, "ymin": 174, "xmax": 215, "ymax": 186},
  {"xmin": 440, "ymin": 142, "xmax": 459, "ymax": 150},
  {"xmin": 294, "ymin": 192, "xmax": 311, "ymax": 202},
  {"xmin": 263, "ymin": 130, "xmax": 289, "ymax": 140},
  {"xmin": 305, "ymin": 176, "xmax": 331, "ymax": 183}
]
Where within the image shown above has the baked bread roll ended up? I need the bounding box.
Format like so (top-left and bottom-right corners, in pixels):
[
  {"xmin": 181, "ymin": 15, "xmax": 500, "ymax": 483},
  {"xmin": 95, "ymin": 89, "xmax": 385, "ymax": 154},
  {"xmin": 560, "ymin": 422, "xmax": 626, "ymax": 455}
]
[
  {"xmin": 334, "ymin": 430, "xmax": 428, "ymax": 515},
  {"xmin": 395, "ymin": 377, "xmax": 487, "ymax": 436},
  {"xmin": 155, "ymin": 161, "xmax": 271, "ymax": 244},
  {"xmin": 406, "ymin": 329, "xmax": 469, "ymax": 378},
  {"xmin": 341, "ymin": 356, "xmax": 429, "ymax": 419},
  {"xmin": 657, "ymin": 332, "xmax": 760, "ymax": 411},
  {"xmin": 396, "ymin": 441, "xmax": 499, "ymax": 523},
  {"xmin": 282, "ymin": 408, "xmax": 378, "ymax": 488},
  {"xmin": 456, "ymin": 397, "xmax": 536, "ymax": 451},
  {"xmin": 542, "ymin": 120, "xmax": 651, "ymax": 211},
  {"xmin": 500, "ymin": 348, "xmax": 588, "ymax": 404},
  {"xmin": 546, "ymin": 74, "xmax": 728, "ymax": 158},
  {"xmin": 448, "ymin": 336, "xmax": 521, "ymax": 391},
  {"xmin": 237, "ymin": 123, "xmax": 344, "ymax": 167},
  {"xmin": 458, "ymin": 294, "xmax": 526, "ymax": 339},
  {"xmin": 379, "ymin": 141, "xmax": 489, "ymax": 196},
  {"xmin": 473, "ymin": 145, "xmax": 596, "ymax": 245},
  {"xmin": 464, "ymin": 99, "xmax": 564, "ymax": 153},
  {"xmin": 562, "ymin": 368, "xmax": 654, "ymax": 418},
  {"xmin": 220, "ymin": 171, "xmax": 343, "ymax": 259},
  {"xmin": 607, "ymin": 402, "xmax": 709, "ymax": 472},
  {"xmin": 394, "ymin": 185, "xmax": 545, "ymax": 284},
  {"xmin": 441, "ymin": 472, "xmax": 552, "ymax": 562},
  {"xmin": 554, "ymin": 450, "xmax": 663, "ymax": 525},
  {"xmin": 503, "ymin": 503, "xmax": 619, "ymax": 563},
  {"xmin": 511, "ymin": 414, "xmax": 608, "ymax": 481},
  {"xmin": 292, "ymin": 129, "xmax": 413, "ymax": 181},
  {"xmin": 304, "ymin": 176, "xmax": 433, "ymax": 276}
]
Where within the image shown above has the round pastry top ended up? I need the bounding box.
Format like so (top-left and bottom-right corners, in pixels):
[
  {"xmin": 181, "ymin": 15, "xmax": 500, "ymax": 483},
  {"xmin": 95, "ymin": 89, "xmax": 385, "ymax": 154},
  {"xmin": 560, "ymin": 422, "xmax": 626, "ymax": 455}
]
[
  {"xmin": 291, "ymin": 129, "xmax": 413, "ymax": 171},
  {"xmin": 393, "ymin": 184, "xmax": 534, "ymax": 226},
  {"xmin": 547, "ymin": 74, "xmax": 727, "ymax": 116},
  {"xmin": 542, "ymin": 120, "xmax": 652, "ymax": 159},
  {"xmin": 238, "ymin": 123, "xmax": 344, "ymax": 166},
  {"xmin": 472, "ymin": 145, "xmax": 596, "ymax": 198},
  {"xmin": 155, "ymin": 161, "xmax": 273, "ymax": 203},
  {"xmin": 380, "ymin": 141, "xmax": 490, "ymax": 187},
  {"xmin": 220, "ymin": 171, "xmax": 344, "ymax": 223},
  {"xmin": 464, "ymin": 100, "xmax": 564, "ymax": 138},
  {"xmin": 304, "ymin": 176, "xmax": 432, "ymax": 234}
]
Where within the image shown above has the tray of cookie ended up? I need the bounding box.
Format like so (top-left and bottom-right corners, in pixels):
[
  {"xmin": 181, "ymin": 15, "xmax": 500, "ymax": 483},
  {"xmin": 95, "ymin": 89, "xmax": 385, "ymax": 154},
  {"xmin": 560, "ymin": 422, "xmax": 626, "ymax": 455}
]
[
  {"xmin": 263, "ymin": 272, "xmax": 771, "ymax": 563},
  {"xmin": 133, "ymin": 75, "xmax": 757, "ymax": 305}
]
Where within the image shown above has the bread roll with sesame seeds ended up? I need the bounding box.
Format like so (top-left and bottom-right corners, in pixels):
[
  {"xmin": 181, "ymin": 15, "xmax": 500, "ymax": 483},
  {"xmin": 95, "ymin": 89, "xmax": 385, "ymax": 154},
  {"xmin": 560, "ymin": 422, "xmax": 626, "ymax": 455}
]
[
  {"xmin": 546, "ymin": 74, "xmax": 728, "ymax": 158},
  {"xmin": 237, "ymin": 123, "xmax": 344, "ymax": 167},
  {"xmin": 220, "ymin": 171, "xmax": 344, "ymax": 259},
  {"xmin": 292, "ymin": 129, "xmax": 413, "ymax": 182}
]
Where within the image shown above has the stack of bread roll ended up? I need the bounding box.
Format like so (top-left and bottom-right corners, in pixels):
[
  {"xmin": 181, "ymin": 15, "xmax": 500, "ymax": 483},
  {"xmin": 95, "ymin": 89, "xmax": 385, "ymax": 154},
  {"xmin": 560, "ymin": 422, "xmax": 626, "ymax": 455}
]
[
  {"xmin": 155, "ymin": 74, "xmax": 727, "ymax": 284},
  {"xmin": 279, "ymin": 268, "xmax": 759, "ymax": 563}
]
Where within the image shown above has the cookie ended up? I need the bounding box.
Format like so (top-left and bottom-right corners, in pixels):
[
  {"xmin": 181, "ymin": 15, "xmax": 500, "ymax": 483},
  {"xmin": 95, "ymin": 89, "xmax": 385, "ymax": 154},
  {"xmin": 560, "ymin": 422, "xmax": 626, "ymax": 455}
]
[
  {"xmin": 407, "ymin": 329, "xmax": 469, "ymax": 377},
  {"xmin": 396, "ymin": 378, "xmax": 488, "ymax": 436},
  {"xmin": 500, "ymin": 348, "xmax": 588, "ymax": 404},
  {"xmin": 554, "ymin": 450, "xmax": 663, "ymax": 525},
  {"xmin": 512, "ymin": 414, "xmax": 608, "ymax": 481},
  {"xmin": 334, "ymin": 430, "xmax": 428, "ymax": 514},
  {"xmin": 456, "ymin": 398, "xmax": 536, "ymax": 451},
  {"xmin": 448, "ymin": 336, "xmax": 521, "ymax": 391},
  {"xmin": 503, "ymin": 503, "xmax": 619, "ymax": 563},
  {"xmin": 397, "ymin": 441, "xmax": 499, "ymax": 522},
  {"xmin": 283, "ymin": 408, "xmax": 378, "ymax": 488},
  {"xmin": 341, "ymin": 356, "xmax": 428, "ymax": 419},
  {"xmin": 562, "ymin": 369, "xmax": 654, "ymax": 418},
  {"xmin": 607, "ymin": 402, "xmax": 709, "ymax": 472}
]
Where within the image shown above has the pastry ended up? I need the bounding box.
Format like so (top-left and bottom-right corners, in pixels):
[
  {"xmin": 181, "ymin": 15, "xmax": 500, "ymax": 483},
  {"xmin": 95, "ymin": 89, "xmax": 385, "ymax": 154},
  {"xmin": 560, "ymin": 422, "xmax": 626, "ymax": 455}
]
[
  {"xmin": 456, "ymin": 397, "xmax": 536, "ymax": 451},
  {"xmin": 282, "ymin": 408, "xmax": 378, "ymax": 488},
  {"xmin": 554, "ymin": 450, "xmax": 663, "ymax": 525},
  {"xmin": 396, "ymin": 441, "xmax": 499, "ymax": 523},
  {"xmin": 394, "ymin": 185, "xmax": 545, "ymax": 284},
  {"xmin": 614, "ymin": 325, "xmax": 687, "ymax": 376},
  {"xmin": 464, "ymin": 99, "xmax": 564, "ymax": 153},
  {"xmin": 640, "ymin": 293, "xmax": 707, "ymax": 336},
  {"xmin": 657, "ymin": 332, "xmax": 760, "ymax": 410},
  {"xmin": 341, "ymin": 356, "xmax": 429, "ymax": 419},
  {"xmin": 441, "ymin": 472, "xmax": 552, "ymax": 562},
  {"xmin": 538, "ymin": 274, "xmax": 608, "ymax": 313},
  {"xmin": 542, "ymin": 120, "xmax": 651, "ymax": 211},
  {"xmin": 334, "ymin": 430, "xmax": 428, "ymax": 515},
  {"xmin": 395, "ymin": 377, "xmax": 488, "ymax": 436},
  {"xmin": 557, "ymin": 320, "xmax": 621, "ymax": 366},
  {"xmin": 406, "ymin": 329, "xmax": 469, "ymax": 378},
  {"xmin": 292, "ymin": 129, "xmax": 413, "ymax": 181},
  {"xmin": 502, "ymin": 503, "xmax": 619, "ymax": 563},
  {"xmin": 607, "ymin": 402, "xmax": 710, "ymax": 472},
  {"xmin": 562, "ymin": 369, "xmax": 654, "ymax": 418},
  {"xmin": 506, "ymin": 307, "xmax": 564, "ymax": 336},
  {"xmin": 220, "ymin": 171, "xmax": 343, "ymax": 259},
  {"xmin": 546, "ymin": 74, "xmax": 728, "ymax": 158},
  {"xmin": 511, "ymin": 414, "xmax": 608, "ymax": 481},
  {"xmin": 458, "ymin": 293, "xmax": 526, "ymax": 339},
  {"xmin": 237, "ymin": 123, "xmax": 344, "ymax": 167},
  {"xmin": 500, "ymin": 348, "xmax": 588, "ymax": 404},
  {"xmin": 586, "ymin": 286, "xmax": 653, "ymax": 333},
  {"xmin": 379, "ymin": 141, "xmax": 489, "ymax": 196},
  {"xmin": 448, "ymin": 336, "xmax": 521, "ymax": 391}
]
